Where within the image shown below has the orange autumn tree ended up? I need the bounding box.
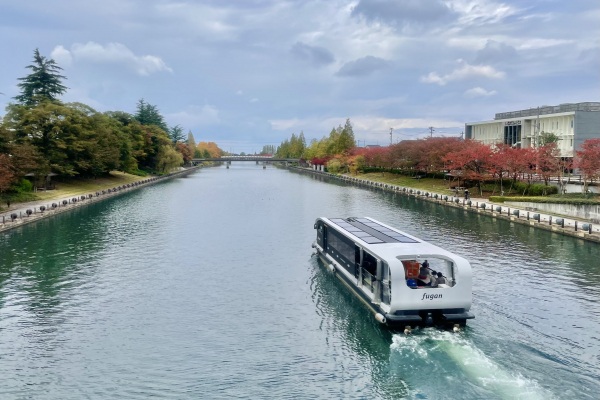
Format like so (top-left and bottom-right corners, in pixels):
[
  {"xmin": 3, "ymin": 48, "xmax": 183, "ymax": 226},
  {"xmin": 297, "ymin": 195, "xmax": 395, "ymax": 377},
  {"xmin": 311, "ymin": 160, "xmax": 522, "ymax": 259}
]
[{"xmin": 197, "ymin": 141, "xmax": 224, "ymax": 158}]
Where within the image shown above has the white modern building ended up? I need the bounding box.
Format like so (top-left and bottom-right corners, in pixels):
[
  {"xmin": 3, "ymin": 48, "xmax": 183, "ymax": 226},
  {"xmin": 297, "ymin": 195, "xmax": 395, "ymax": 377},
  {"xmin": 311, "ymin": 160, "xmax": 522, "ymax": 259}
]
[{"xmin": 465, "ymin": 102, "xmax": 600, "ymax": 158}]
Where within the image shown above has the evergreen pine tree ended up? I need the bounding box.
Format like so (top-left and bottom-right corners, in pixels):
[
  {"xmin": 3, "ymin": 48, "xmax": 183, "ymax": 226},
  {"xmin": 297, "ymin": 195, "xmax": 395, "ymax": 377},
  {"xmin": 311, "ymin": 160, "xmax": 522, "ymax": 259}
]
[{"xmin": 15, "ymin": 48, "xmax": 67, "ymax": 106}]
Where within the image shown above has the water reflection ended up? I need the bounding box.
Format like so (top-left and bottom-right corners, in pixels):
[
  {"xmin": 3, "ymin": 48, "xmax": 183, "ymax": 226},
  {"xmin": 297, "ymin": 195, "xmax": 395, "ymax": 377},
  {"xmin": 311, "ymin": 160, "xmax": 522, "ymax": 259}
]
[{"xmin": 309, "ymin": 255, "xmax": 408, "ymax": 399}]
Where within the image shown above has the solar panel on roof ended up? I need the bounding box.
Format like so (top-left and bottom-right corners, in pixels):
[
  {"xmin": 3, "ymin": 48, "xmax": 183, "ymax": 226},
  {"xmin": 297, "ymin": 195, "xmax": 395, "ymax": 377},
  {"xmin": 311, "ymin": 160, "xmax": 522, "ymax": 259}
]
[
  {"xmin": 396, "ymin": 236, "xmax": 417, "ymax": 243},
  {"xmin": 336, "ymin": 224, "xmax": 353, "ymax": 229},
  {"xmin": 352, "ymin": 231, "xmax": 371, "ymax": 237},
  {"xmin": 362, "ymin": 237, "xmax": 384, "ymax": 244},
  {"xmin": 329, "ymin": 217, "xmax": 418, "ymax": 244},
  {"xmin": 345, "ymin": 227, "xmax": 362, "ymax": 232}
]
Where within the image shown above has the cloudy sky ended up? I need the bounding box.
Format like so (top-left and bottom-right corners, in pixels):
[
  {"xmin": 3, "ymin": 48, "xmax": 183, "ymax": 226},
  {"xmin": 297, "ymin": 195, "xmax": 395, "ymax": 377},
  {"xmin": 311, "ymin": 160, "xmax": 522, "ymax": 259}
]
[{"xmin": 1, "ymin": 0, "xmax": 598, "ymax": 153}]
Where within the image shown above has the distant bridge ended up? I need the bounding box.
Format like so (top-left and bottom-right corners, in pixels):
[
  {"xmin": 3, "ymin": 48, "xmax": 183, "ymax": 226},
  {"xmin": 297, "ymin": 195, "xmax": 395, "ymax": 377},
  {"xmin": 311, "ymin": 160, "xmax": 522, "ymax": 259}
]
[{"xmin": 192, "ymin": 156, "xmax": 300, "ymax": 163}]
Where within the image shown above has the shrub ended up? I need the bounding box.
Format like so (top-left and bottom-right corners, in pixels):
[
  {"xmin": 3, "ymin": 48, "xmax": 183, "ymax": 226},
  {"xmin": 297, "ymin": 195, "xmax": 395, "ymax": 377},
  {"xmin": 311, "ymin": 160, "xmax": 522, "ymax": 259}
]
[
  {"xmin": 509, "ymin": 181, "xmax": 557, "ymax": 196},
  {"xmin": 490, "ymin": 195, "xmax": 600, "ymax": 205},
  {"xmin": 326, "ymin": 159, "xmax": 342, "ymax": 174},
  {"xmin": 14, "ymin": 178, "xmax": 33, "ymax": 193}
]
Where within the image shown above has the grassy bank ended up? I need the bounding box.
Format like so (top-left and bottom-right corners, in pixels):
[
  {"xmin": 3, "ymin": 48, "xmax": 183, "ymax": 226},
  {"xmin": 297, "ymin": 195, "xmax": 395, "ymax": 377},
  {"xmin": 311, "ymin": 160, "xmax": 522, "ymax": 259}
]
[
  {"xmin": 1, "ymin": 171, "xmax": 151, "ymax": 211},
  {"xmin": 347, "ymin": 172, "xmax": 456, "ymax": 195}
]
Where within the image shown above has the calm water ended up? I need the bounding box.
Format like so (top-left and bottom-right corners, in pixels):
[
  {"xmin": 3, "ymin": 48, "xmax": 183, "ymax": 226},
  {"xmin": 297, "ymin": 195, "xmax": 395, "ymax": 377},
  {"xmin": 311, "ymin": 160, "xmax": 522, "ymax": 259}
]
[{"xmin": 1, "ymin": 164, "xmax": 599, "ymax": 399}]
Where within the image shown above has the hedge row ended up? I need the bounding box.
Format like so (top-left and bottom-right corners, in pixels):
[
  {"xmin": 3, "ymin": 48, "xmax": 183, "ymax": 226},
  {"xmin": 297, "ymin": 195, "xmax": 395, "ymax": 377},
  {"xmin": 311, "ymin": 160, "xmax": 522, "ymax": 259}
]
[{"xmin": 490, "ymin": 196, "xmax": 600, "ymax": 205}]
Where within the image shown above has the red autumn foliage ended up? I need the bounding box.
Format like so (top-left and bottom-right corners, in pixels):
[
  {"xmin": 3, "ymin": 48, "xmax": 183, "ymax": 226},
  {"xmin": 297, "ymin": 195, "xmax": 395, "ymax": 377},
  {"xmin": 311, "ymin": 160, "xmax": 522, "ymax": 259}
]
[
  {"xmin": 0, "ymin": 154, "xmax": 16, "ymax": 193},
  {"xmin": 575, "ymin": 138, "xmax": 600, "ymax": 191}
]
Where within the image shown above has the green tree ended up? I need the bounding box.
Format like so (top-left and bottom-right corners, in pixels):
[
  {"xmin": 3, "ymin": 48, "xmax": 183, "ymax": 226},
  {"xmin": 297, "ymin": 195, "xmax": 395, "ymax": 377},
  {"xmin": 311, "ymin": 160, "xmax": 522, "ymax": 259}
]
[
  {"xmin": 1, "ymin": 120, "xmax": 46, "ymax": 183},
  {"xmin": 260, "ymin": 144, "xmax": 276, "ymax": 155},
  {"xmin": 187, "ymin": 131, "xmax": 197, "ymax": 157},
  {"xmin": 14, "ymin": 48, "xmax": 67, "ymax": 106},
  {"xmin": 156, "ymin": 144, "xmax": 184, "ymax": 173},
  {"xmin": 338, "ymin": 118, "xmax": 356, "ymax": 153},
  {"xmin": 169, "ymin": 124, "xmax": 185, "ymax": 143},
  {"xmin": 538, "ymin": 131, "xmax": 560, "ymax": 146},
  {"xmin": 5, "ymin": 102, "xmax": 122, "ymax": 178},
  {"xmin": 5, "ymin": 102, "xmax": 74, "ymax": 175},
  {"xmin": 134, "ymin": 99, "xmax": 169, "ymax": 133}
]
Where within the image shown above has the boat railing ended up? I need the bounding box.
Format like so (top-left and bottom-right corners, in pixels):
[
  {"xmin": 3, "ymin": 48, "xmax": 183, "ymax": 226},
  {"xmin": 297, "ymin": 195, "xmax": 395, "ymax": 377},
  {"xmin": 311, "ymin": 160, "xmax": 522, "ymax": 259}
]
[
  {"xmin": 358, "ymin": 268, "xmax": 391, "ymax": 304},
  {"xmin": 381, "ymin": 281, "xmax": 391, "ymax": 304},
  {"xmin": 360, "ymin": 268, "xmax": 376, "ymax": 292}
]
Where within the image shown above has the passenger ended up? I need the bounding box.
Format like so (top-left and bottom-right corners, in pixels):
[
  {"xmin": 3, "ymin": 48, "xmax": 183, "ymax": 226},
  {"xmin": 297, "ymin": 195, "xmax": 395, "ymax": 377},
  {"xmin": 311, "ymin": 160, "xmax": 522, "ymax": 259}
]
[
  {"xmin": 422, "ymin": 260, "xmax": 430, "ymax": 269},
  {"xmin": 436, "ymin": 272, "xmax": 447, "ymax": 285},
  {"xmin": 416, "ymin": 266, "xmax": 431, "ymax": 286},
  {"xmin": 430, "ymin": 270, "xmax": 438, "ymax": 288}
]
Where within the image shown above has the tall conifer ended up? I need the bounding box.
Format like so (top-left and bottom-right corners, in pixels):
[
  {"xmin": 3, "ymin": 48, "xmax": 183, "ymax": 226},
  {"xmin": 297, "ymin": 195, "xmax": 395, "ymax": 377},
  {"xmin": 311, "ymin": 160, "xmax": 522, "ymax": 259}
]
[{"xmin": 15, "ymin": 48, "xmax": 67, "ymax": 106}]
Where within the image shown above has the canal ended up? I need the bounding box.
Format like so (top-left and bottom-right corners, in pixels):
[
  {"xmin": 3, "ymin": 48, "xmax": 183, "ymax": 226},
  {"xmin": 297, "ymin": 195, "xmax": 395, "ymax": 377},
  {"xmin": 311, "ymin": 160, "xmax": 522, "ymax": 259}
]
[{"xmin": 1, "ymin": 163, "xmax": 599, "ymax": 399}]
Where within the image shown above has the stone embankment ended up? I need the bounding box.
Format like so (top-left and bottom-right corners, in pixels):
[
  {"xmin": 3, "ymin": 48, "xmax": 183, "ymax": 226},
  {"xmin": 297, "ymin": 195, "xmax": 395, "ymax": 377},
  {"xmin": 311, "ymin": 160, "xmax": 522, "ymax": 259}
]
[
  {"xmin": 0, "ymin": 167, "xmax": 200, "ymax": 233},
  {"xmin": 290, "ymin": 166, "xmax": 600, "ymax": 244}
]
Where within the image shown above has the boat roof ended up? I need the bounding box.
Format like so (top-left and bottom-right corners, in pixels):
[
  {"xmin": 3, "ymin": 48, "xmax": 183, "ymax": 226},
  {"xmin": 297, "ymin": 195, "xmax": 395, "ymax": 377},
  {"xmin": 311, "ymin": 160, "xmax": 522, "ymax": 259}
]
[
  {"xmin": 319, "ymin": 217, "xmax": 466, "ymax": 263},
  {"xmin": 327, "ymin": 217, "xmax": 418, "ymax": 245}
]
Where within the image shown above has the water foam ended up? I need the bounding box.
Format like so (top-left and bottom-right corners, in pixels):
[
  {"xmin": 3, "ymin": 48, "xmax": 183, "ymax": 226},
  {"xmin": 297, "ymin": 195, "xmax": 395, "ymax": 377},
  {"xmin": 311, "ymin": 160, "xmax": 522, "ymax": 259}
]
[{"xmin": 390, "ymin": 329, "xmax": 554, "ymax": 400}]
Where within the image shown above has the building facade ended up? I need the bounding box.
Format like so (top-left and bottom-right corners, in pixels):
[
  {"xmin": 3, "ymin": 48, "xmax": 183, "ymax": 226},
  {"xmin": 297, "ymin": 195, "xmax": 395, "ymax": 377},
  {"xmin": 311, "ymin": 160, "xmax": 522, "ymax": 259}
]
[{"xmin": 465, "ymin": 102, "xmax": 600, "ymax": 158}]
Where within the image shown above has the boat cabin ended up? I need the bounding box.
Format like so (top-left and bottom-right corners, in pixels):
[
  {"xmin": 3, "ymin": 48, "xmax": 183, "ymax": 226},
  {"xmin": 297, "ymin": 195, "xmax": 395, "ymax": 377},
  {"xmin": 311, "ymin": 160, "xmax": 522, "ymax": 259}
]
[{"xmin": 313, "ymin": 217, "xmax": 474, "ymax": 328}]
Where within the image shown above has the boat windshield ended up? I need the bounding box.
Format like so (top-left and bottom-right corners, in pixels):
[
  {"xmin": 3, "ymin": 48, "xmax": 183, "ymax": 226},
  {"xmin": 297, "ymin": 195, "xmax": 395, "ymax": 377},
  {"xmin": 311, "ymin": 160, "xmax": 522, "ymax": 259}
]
[{"xmin": 400, "ymin": 256, "xmax": 456, "ymax": 289}]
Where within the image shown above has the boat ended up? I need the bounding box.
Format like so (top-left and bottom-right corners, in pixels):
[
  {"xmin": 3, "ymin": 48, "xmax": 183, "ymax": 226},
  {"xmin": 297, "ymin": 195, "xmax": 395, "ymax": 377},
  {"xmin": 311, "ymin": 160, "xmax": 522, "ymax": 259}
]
[{"xmin": 312, "ymin": 217, "xmax": 474, "ymax": 329}]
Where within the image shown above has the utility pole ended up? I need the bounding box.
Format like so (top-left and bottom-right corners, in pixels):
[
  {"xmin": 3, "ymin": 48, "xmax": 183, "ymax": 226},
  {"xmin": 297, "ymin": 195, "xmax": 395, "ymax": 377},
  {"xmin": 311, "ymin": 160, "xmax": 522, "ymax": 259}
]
[
  {"xmin": 429, "ymin": 126, "xmax": 435, "ymax": 137},
  {"xmin": 389, "ymin": 128, "xmax": 393, "ymax": 145},
  {"xmin": 534, "ymin": 106, "xmax": 540, "ymax": 148}
]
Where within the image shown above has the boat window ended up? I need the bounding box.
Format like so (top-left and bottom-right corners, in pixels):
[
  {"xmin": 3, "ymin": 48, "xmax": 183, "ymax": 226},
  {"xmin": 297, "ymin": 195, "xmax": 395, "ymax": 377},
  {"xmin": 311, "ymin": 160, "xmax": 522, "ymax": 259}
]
[
  {"xmin": 401, "ymin": 257, "xmax": 456, "ymax": 289},
  {"xmin": 327, "ymin": 228, "xmax": 356, "ymax": 275},
  {"xmin": 362, "ymin": 252, "xmax": 377, "ymax": 277}
]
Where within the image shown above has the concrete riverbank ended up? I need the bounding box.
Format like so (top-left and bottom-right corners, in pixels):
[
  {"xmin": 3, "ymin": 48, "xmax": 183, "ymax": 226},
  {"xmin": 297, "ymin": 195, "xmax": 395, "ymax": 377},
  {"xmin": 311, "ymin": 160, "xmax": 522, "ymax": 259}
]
[
  {"xmin": 289, "ymin": 166, "xmax": 600, "ymax": 244},
  {"xmin": 0, "ymin": 166, "xmax": 201, "ymax": 233}
]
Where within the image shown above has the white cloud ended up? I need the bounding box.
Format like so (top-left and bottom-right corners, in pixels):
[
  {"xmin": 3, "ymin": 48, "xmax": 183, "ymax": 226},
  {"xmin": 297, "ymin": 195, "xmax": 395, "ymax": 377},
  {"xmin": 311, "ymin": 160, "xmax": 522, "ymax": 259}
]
[
  {"xmin": 464, "ymin": 87, "xmax": 497, "ymax": 98},
  {"xmin": 336, "ymin": 56, "xmax": 389, "ymax": 77},
  {"xmin": 514, "ymin": 38, "xmax": 573, "ymax": 51},
  {"xmin": 50, "ymin": 45, "xmax": 73, "ymax": 67},
  {"xmin": 269, "ymin": 118, "xmax": 302, "ymax": 131},
  {"xmin": 450, "ymin": 0, "xmax": 520, "ymax": 26},
  {"xmin": 155, "ymin": 2, "xmax": 239, "ymax": 42},
  {"xmin": 51, "ymin": 42, "xmax": 172, "ymax": 76},
  {"xmin": 421, "ymin": 61, "xmax": 505, "ymax": 85},
  {"xmin": 166, "ymin": 105, "xmax": 220, "ymax": 127},
  {"xmin": 250, "ymin": 98, "xmax": 259, "ymax": 103},
  {"xmin": 350, "ymin": 116, "xmax": 464, "ymax": 131}
]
